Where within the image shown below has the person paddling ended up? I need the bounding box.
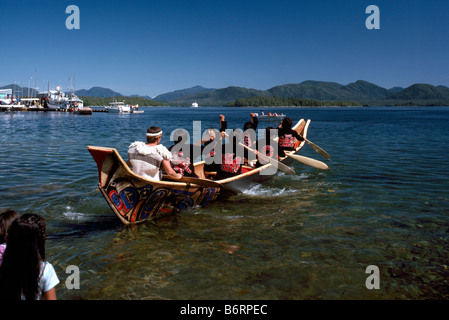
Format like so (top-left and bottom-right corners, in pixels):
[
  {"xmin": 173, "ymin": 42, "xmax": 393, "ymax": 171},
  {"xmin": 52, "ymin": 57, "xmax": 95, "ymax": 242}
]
[
  {"xmin": 277, "ymin": 117, "xmax": 304, "ymax": 157},
  {"xmin": 242, "ymin": 112, "xmax": 258, "ymax": 149},
  {"xmin": 255, "ymin": 126, "xmax": 278, "ymax": 167},
  {"xmin": 216, "ymin": 130, "xmax": 249, "ymax": 180},
  {"xmin": 169, "ymin": 129, "xmax": 199, "ymax": 178},
  {"xmin": 199, "ymin": 114, "xmax": 227, "ymax": 175}
]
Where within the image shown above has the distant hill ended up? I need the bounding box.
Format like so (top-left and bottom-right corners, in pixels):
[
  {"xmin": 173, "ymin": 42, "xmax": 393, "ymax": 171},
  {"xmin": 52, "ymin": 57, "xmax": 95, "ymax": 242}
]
[
  {"xmin": 168, "ymin": 80, "xmax": 400, "ymax": 106},
  {"xmin": 0, "ymin": 84, "xmax": 38, "ymax": 97},
  {"xmin": 167, "ymin": 86, "xmax": 270, "ymax": 106},
  {"xmin": 79, "ymin": 96, "xmax": 164, "ymax": 107},
  {"xmin": 75, "ymin": 86, "xmax": 123, "ymax": 97},
  {"xmin": 153, "ymin": 85, "xmax": 217, "ymax": 101},
  {"xmin": 388, "ymin": 87, "xmax": 404, "ymax": 95},
  {"xmin": 3, "ymin": 81, "xmax": 449, "ymax": 106},
  {"xmin": 388, "ymin": 84, "xmax": 449, "ymax": 100},
  {"xmin": 170, "ymin": 81, "xmax": 449, "ymax": 106},
  {"xmin": 130, "ymin": 94, "xmax": 154, "ymax": 100}
]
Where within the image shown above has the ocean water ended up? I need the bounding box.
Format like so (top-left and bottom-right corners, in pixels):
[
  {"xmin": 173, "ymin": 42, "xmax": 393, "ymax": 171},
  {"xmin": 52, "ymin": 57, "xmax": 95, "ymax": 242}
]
[{"xmin": 0, "ymin": 106, "xmax": 448, "ymax": 300}]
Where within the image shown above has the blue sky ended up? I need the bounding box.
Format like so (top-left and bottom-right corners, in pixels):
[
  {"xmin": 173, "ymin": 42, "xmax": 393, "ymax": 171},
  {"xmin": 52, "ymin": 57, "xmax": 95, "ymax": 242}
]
[{"xmin": 1, "ymin": 0, "xmax": 448, "ymax": 97}]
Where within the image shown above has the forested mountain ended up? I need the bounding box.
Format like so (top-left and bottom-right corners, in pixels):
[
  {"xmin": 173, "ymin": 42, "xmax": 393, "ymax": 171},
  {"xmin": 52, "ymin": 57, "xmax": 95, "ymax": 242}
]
[
  {"xmin": 79, "ymin": 96, "xmax": 165, "ymax": 107},
  {"xmin": 387, "ymin": 84, "xmax": 449, "ymax": 100},
  {"xmin": 3, "ymin": 81, "xmax": 449, "ymax": 106},
  {"xmin": 153, "ymin": 85, "xmax": 217, "ymax": 101},
  {"xmin": 170, "ymin": 81, "xmax": 449, "ymax": 106},
  {"xmin": 75, "ymin": 86, "xmax": 123, "ymax": 97}
]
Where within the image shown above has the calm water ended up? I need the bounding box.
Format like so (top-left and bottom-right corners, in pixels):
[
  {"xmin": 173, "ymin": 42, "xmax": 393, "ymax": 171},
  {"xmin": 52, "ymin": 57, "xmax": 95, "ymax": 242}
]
[{"xmin": 1, "ymin": 106, "xmax": 448, "ymax": 300}]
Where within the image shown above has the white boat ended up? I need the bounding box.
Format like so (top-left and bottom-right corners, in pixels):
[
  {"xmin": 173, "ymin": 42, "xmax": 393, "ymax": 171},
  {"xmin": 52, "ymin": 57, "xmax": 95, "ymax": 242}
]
[
  {"xmin": 68, "ymin": 93, "xmax": 83, "ymax": 108},
  {"xmin": 105, "ymin": 101, "xmax": 131, "ymax": 113},
  {"xmin": 37, "ymin": 86, "xmax": 85, "ymax": 112},
  {"xmin": 46, "ymin": 86, "xmax": 69, "ymax": 110},
  {"xmin": 0, "ymin": 89, "xmax": 13, "ymax": 105},
  {"xmin": 0, "ymin": 89, "xmax": 13, "ymax": 111},
  {"xmin": 131, "ymin": 104, "xmax": 144, "ymax": 113},
  {"xmin": 192, "ymin": 101, "xmax": 198, "ymax": 108}
]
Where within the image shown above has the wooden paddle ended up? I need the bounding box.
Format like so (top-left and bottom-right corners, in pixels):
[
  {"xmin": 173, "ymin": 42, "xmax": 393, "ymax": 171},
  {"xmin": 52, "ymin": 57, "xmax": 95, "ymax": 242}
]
[
  {"xmin": 304, "ymin": 138, "xmax": 331, "ymax": 160},
  {"xmin": 224, "ymin": 133, "xmax": 295, "ymax": 175},
  {"xmin": 286, "ymin": 153, "xmax": 328, "ymax": 170},
  {"xmin": 240, "ymin": 142, "xmax": 295, "ymax": 175},
  {"xmin": 164, "ymin": 175, "xmax": 223, "ymax": 188}
]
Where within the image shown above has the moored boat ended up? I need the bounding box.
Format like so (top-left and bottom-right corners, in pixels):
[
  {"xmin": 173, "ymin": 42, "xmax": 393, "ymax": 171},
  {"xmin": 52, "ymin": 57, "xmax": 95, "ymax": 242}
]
[
  {"xmin": 88, "ymin": 119, "xmax": 311, "ymax": 224},
  {"xmin": 74, "ymin": 106, "xmax": 93, "ymax": 115},
  {"xmin": 41, "ymin": 86, "xmax": 69, "ymax": 110},
  {"xmin": 105, "ymin": 101, "xmax": 131, "ymax": 113}
]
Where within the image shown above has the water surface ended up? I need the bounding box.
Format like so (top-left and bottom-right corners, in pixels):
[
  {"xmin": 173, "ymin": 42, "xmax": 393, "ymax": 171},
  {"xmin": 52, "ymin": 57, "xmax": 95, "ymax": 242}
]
[{"xmin": 1, "ymin": 106, "xmax": 448, "ymax": 299}]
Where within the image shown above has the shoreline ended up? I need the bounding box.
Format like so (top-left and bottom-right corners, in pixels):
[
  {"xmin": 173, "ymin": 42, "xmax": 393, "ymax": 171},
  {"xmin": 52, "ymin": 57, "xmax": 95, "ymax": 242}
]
[{"xmin": 1, "ymin": 105, "xmax": 448, "ymax": 113}]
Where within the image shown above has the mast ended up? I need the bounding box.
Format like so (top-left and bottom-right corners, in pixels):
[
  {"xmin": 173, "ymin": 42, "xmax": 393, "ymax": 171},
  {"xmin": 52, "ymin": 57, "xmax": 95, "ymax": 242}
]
[{"xmin": 34, "ymin": 68, "xmax": 37, "ymax": 97}]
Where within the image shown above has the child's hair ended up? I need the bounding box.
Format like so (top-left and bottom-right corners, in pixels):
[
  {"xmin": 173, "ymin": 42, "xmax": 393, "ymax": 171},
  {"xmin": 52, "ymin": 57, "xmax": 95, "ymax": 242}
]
[
  {"xmin": 0, "ymin": 213, "xmax": 47, "ymax": 300},
  {"xmin": 0, "ymin": 209, "xmax": 20, "ymax": 244}
]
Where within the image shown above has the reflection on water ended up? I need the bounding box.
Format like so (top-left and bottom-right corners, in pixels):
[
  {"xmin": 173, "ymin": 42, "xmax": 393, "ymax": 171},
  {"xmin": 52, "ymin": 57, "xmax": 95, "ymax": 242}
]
[{"xmin": 1, "ymin": 107, "xmax": 449, "ymax": 299}]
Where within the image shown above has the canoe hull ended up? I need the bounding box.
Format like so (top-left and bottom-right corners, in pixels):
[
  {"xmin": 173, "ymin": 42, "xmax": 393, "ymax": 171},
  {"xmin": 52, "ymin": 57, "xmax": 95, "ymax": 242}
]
[
  {"xmin": 88, "ymin": 146, "xmax": 220, "ymax": 224},
  {"xmin": 88, "ymin": 119, "xmax": 311, "ymax": 224}
]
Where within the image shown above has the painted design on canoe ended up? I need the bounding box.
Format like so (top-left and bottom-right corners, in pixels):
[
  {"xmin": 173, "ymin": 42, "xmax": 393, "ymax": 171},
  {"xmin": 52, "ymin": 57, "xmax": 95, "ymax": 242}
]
[
  {"xmin": 88, "ymin": 146, "xmax": 220, "ymax": 224},
  {"xmin": 88, "ymin": 119, "xmax": 310, "ymax": 224}
]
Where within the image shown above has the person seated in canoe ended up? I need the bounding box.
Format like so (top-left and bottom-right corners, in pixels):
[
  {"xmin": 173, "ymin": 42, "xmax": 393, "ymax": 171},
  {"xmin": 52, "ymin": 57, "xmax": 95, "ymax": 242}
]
[
  {"xmin": 127, "ymin": 126, "xmax": 182, "ymax": 181},
  {"xmin": 215, "ymin": 130, "xmax": 250, "ymax": 180},
  {"xmin": 198, "ymin": 114, "xmax": 227, "ymax": 175},
  {"xmin": 277, "ymin": 117, "xmax": 304, "ymax": 157},
  {"xmin": 255, "ymin": 126, "xmax": 278, "ymax": 167},
  {"xmin": 242, "ymin": 112, "xmax": 258, "ymax": 149},
  {"xmin": 168, "ymin": 129, "xmax": 199, "ymax": 178}
]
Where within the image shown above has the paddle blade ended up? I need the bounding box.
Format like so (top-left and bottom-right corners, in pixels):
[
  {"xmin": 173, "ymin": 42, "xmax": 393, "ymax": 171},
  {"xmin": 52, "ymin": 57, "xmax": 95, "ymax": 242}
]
[
  {"xmin": 305, "ymin": 139, "xmax": 331, "ymax": 160},
  {"xmin": 266, "ymin": 155, "xmax": 296, "ymax": 175},
  {"xmin": 287, "ymin": 154, "xmax": 328, "ymax": 170},
  {"xmin": 238, "ymin": 141, "xmax": 295, "ymax": 175}
]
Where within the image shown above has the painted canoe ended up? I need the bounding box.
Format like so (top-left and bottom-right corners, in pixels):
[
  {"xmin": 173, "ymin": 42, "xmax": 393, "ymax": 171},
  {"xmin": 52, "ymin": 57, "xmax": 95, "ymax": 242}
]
[
  {"xmin": 257, "ymin": 114, "xmax": 286, "ymax": 122},
  {"xmin": 87, "ymin": 146, "xmax": 222, "ymax": 224},
  {"xmin": 88, "ymin": 119, "xmax": 310, "ymax": 224}
]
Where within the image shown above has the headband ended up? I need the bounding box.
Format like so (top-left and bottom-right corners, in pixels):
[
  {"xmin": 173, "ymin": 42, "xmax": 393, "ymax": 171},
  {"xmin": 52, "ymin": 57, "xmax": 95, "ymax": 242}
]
[{"xmin": 146, "ymin": 131, "xmax": 162, "ymax": 137}]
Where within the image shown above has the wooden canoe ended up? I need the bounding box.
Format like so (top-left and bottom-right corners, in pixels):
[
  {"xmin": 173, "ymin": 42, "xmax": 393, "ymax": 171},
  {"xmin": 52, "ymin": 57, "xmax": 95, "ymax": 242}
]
[
  {"xmin": 257, "ymin": 114, "xmax": 286, "ymax": 122},
  {"xmin": 87, "ymin": 119, "xmax": 310, "ymax": 224},
  {"xmin": 87, "ymin": 146, "xmax": 222, "ymax": 224}
]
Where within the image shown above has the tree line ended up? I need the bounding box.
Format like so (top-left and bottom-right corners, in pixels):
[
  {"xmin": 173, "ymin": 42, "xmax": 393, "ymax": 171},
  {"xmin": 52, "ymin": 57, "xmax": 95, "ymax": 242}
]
[
  {"xmin": 80, "ymin": 96, "xmax": 166, "ymax": 107},
  {"xmin": 226, "ymin": 96, "xmax": 362, "ymax": 107}
]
